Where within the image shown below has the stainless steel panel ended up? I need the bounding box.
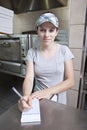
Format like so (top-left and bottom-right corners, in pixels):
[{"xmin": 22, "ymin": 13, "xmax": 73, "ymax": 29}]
[
  {"xmin": 0, "ymin": 35, "xmax": 29, "ymax": 76},
  {"xmin": 0, "ymin": 61, "xmax": 21, "ymax": 73},
  {"xmin": 29, "ymin": 34, "xmax": 40, "ymax": 49},
  {"xmin": 0, "ymin": 39, "xmax": 21, "ymax": 62},
  {"xmin": 0, "ymin": 0, "xmax": 67, "ymax": 14},
  {"xmin": 0, "ymin": 100, "xmax": 87, "ymax": 130}
]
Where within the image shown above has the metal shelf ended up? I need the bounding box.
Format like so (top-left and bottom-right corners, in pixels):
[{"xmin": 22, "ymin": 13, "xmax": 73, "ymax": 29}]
[{"xmin": 78, "ymin": 8, "xmax": 87, "ymax": 109}]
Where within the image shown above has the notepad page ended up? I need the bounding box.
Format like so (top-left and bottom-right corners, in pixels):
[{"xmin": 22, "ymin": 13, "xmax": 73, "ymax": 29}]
[{"xmin": 21, "ymin": 98, "xmax": 41, "ymax": 123}]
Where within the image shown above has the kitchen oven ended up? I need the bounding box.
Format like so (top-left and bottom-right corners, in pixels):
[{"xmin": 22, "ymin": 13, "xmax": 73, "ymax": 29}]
[{"xmin": 0, "ymin": 34, "xmax": 29, "ymax": 77}]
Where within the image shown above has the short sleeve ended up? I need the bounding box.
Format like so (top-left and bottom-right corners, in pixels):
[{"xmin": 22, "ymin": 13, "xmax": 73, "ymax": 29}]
[
  {"xmin": 25, "ymin": 48, "xmax": 34, "ymax": 62},
  {"xmin": 63, "ymin": 46, "xmax": 74, "ymax": 61}
]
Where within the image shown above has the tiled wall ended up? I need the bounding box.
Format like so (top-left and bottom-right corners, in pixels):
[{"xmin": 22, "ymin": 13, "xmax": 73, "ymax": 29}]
[{"xmin": 67, "ymin": 0, "xmax": 87, "ymax": 108}]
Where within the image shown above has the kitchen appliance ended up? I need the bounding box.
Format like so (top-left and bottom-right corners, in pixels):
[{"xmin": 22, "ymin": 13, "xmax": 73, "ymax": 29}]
[
  {"xmin": 28, "ymin": 34, "xmax": 40, "ymax": 49},
  {"xmin": 0, "ymin": 34, "xmax": 29, "ymax": 77}
]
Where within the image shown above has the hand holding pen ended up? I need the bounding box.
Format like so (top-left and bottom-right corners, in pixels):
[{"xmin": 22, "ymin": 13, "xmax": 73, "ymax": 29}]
[{"xmin": 12, "ymin": 87, "xmax": 32, "ymax": 111}]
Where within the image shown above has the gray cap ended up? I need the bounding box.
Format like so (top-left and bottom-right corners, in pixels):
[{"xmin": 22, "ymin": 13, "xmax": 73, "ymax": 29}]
[{"xmin": 36, "ymin": 13, "xmax": 59, "ymax": 28}]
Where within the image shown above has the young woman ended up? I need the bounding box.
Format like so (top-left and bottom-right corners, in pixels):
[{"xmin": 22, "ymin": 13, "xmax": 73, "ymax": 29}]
[{"xmin": 18, "ymin": 12, "xmax": 74, "ymax": 111}]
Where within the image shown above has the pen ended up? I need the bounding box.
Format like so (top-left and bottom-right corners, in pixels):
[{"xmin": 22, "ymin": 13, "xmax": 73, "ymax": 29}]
[
  {"xmin": 12, "ymin": 87, "xmax": 28, "ymax": 103},
  {"xmin": 12, "ymin": 87, "xmax": 31, "ymax": 106},
  {"xmin": 12, "ymin": 87, "xmax": 22, "ymax": 98}
]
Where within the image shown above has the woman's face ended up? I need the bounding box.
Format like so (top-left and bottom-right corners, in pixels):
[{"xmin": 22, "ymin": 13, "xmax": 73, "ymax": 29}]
[{"xmin": 37, "ymin": 22, "xmax": 58, "ymax": 47}]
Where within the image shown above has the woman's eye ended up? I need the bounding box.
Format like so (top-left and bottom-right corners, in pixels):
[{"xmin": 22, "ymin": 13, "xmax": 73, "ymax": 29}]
[
  {"xmin": 49, "ymin": 29, "xmax": 55, "ymax": 32},
  {"xmin": 39, "ymin": 28, "xmax": 55, "ymax": 32},
  {"xmin": 40, "ymin": 29, "xmax": 45, "ymax": 32}
]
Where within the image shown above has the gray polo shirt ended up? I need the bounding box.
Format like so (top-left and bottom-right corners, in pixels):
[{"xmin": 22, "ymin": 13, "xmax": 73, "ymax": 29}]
[{"xmin": 26, "ymin": 44, "xmax": 74, "ymax": 104}]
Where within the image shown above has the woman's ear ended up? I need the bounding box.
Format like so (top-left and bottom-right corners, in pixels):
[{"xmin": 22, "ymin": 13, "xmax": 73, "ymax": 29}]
[
  {"xmin": 55, "ymin": 28, "xmax": 59, "ymax": 36},
  {"xmin": 57, "ymin": 28, "xmax": 59, "ymax": 33}
]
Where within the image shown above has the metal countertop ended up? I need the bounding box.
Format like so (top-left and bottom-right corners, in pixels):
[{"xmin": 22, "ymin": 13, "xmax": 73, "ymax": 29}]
[{"xmin": 0, "ymin": 99, "xmax": 87, "ymax": 130}]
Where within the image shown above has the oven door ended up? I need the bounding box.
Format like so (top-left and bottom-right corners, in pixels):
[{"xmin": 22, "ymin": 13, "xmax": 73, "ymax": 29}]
[{"xmin": 0, "ymin": 38, "xmax": 21, "ymax": 62}]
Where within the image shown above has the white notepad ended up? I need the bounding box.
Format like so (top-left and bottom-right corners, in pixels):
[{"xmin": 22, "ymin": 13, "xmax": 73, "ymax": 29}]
[{"xmin": 21, "ymin": 98, "xmax": 41, "ymax": 124}]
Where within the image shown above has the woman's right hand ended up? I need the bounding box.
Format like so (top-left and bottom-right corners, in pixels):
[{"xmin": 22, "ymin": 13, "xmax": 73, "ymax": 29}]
[{"xmin": 18, "ymin": 95, "xmax": 32, "ymax": 112}]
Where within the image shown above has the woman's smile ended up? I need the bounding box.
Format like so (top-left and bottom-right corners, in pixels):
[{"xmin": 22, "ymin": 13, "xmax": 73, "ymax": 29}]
[{"xmin": 43, "ymin": 38, "xmax": 51, "ymax": 42}]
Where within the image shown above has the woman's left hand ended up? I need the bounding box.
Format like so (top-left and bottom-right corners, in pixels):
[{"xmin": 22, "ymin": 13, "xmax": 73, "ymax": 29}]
[{"xmin": 31, "ymin": 89, "xmax": 52, "ymax": 100}]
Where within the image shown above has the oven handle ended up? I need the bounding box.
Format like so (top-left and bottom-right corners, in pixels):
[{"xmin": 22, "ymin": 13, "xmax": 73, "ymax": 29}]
[{"xmin": 0, "ymin": 61, "xmax": 21, "ymax": 66}]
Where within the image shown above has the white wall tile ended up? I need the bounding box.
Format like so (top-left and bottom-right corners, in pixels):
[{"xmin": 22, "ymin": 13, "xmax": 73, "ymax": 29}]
[
  {"xmin": 69, "ymin": 25, "xmax": 84, "ymax": 48},
  {"xmin": 70, "ymin": 0, "xmax": 87, "ymax": 24},
  {"xmin": 67, "ymin": 89, "xmax": 78, "ymax": 108},
  {"xmin": 73, "ymin": 70, "xmax": 80, "ymax": 91},
  {"xmin": 71, "ymin": 48, "xmax": 82, "ymax": 71}
]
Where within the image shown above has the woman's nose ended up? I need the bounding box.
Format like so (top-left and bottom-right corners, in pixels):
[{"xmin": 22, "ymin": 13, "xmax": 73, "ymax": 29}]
[{"xmin": 45, "ymin": 31, "xmax": 49, "ymax": 37}]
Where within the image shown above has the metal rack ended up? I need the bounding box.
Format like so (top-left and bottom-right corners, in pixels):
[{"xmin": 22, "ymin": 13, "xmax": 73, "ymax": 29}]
[{"xmin": 78, "ymin": 8, "xmax": 87, "ymax": 109}]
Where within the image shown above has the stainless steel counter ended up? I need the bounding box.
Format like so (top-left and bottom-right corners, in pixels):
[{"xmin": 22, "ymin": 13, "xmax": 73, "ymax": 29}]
[{"xmin": 0, "ymin": 99, "xmax": 87, "ymax": 130}]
